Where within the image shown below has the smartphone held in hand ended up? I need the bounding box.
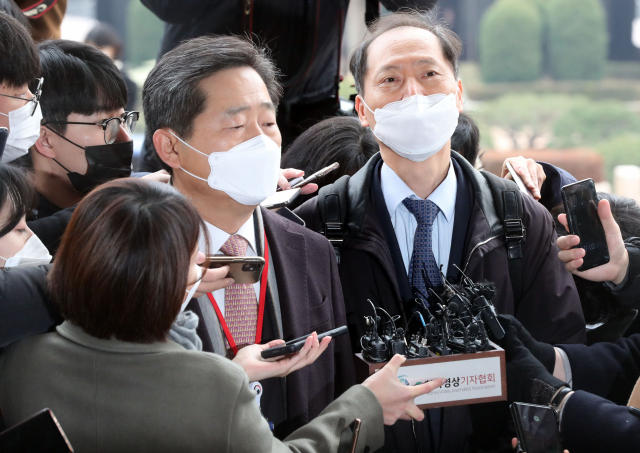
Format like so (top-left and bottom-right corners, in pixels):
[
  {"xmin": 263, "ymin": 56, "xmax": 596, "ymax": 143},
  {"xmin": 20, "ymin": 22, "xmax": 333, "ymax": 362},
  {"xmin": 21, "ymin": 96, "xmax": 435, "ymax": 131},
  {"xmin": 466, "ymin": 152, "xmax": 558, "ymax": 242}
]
[
  {"xmin": 261, "ymin": 325, "xmax": 348, "ymax": 359},
  {"xmin": 561, "ymin": 179, "xmax": 610, "ymax": 271},
  {"xmin": 207, "ymin": 256, "xmax": 265, "ymax": 284},
  {"xmin": 510, "ymin": 402, "xmax": 564, "ymax": 453}
]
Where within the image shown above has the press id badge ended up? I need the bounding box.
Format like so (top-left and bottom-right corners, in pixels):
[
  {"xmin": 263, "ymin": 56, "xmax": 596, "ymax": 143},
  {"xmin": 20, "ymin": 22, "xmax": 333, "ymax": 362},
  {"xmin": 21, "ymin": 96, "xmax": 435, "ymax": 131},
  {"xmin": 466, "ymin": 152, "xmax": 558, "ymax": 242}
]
[
  {"xmin": 249, "ymin": 381, "xmax": 274, "ymax": 431},
  {"xmin": 250, "ymin": 381, "xmax": 263, "ymax": 407}
]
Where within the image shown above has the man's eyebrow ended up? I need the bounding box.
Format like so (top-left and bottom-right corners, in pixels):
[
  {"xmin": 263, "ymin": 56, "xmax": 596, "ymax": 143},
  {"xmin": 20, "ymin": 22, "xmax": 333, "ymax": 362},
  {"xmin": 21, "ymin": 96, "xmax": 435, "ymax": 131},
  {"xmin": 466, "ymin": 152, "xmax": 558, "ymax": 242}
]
[
  {"xmin": 223, "ymin": 101, "xmax": 275, "ymax": 117},
  {"xmin": 414, "ymin": 58, "xmax": 441, "ymax": 67},
  {"xmin": 223, "ymin": 105, "xmax": 250, "ymax": 117},
  {"xmin": 375, "ymin": 58, "xmax": 442, "ymax": 75},
  {"xmin": 376, "ymin": 64, "xmax": 401, "ymax": 74},
  {"xmin": 261, "ymin": 101, "xmax": 275, "ymax": 111}
]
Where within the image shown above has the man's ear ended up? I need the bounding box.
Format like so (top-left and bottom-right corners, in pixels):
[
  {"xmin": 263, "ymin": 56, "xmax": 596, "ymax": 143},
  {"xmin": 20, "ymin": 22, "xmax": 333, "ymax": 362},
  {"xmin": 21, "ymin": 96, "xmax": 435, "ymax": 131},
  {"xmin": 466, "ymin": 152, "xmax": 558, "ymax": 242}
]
[
  {"xmin": 456, "ymin": 79, "xmax": 464, "ymax": 113},
  {"xmin": 153, "ymin": 129, "xmax": 182, "ymax": 170},
  {"xmin": 355, "ymin": 95, "xmax": 370, "ymax": 128},
  {"xmin": 33, "ymin": 126, "xmax": 56, "ymax": 158}
]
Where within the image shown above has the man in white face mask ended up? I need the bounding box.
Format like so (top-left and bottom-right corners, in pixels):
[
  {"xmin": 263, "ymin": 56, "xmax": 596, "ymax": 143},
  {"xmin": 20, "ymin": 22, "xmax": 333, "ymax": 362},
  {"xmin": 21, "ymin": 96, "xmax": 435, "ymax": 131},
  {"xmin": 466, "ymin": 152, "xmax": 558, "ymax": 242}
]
[
  {"xmin": 295, "ymin": 10, "xmax": 587, "ymax": 453},
  {"xmin": 0, "ymin": 13, "xmax": 43, "ymax": 164},
  {"xmin": 144, "ymin": 35, "xmax": 356, "ymax": 438}
]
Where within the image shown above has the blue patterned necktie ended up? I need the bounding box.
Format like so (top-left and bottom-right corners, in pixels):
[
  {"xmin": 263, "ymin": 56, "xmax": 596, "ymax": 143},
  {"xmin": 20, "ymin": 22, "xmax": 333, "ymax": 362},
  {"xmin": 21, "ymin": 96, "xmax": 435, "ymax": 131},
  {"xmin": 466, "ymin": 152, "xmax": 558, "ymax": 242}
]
[{"xmin": 402, "ymin": 197, "xmax": 443, "ymax": 305}]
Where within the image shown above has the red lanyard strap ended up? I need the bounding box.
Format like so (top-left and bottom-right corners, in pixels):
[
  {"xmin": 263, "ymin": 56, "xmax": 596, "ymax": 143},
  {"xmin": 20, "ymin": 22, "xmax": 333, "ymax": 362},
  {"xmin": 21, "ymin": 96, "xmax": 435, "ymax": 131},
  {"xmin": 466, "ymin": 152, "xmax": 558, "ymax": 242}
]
[{"xmin": 207, "ymin": 231, "xmax": 270, "ymax": 356}]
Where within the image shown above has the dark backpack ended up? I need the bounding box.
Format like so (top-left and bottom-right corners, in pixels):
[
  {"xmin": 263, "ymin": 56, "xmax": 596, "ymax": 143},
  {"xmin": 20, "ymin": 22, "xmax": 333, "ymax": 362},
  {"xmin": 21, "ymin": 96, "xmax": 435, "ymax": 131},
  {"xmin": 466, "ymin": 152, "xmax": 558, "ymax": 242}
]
[{"xmin": 316, "ymin": 172, "xmax": 525, "ymax": 307}]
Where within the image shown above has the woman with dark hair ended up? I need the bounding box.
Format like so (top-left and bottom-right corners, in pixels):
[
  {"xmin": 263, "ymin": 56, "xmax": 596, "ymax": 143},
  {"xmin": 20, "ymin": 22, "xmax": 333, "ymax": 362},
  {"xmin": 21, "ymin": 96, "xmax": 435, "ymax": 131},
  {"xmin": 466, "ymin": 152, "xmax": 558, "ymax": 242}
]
[
  {"xmin": 0, "ymin": 178, "xmax": 443, "ymax": 452},
  {"xmin": 282, "ymin": 116, "xmax": 379, "ymax": 208},
  {"xmin": 0, "ymin": 163, "xmax": 50, "ymax": 268}
]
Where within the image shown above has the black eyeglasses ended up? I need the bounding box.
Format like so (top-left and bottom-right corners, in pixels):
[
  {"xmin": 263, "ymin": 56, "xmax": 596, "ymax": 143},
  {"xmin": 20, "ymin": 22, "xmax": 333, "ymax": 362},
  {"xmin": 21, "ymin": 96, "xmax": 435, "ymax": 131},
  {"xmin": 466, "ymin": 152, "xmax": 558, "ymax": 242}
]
[
  {"xmin": 0, "ymin": 77, "xmax": 44, "ymax": 116},
  {"xmin": 43, "ymin": 111, "xmax": 140, "ymax": 144}
]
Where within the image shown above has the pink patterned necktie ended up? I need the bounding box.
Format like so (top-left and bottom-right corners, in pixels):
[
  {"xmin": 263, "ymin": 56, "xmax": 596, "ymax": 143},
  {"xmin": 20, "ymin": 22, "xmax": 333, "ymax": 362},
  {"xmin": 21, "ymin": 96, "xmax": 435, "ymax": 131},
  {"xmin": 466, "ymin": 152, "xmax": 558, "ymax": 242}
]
[{"xmin": 220, "ymin": 234, "xmax": 258, "ymax": 354}]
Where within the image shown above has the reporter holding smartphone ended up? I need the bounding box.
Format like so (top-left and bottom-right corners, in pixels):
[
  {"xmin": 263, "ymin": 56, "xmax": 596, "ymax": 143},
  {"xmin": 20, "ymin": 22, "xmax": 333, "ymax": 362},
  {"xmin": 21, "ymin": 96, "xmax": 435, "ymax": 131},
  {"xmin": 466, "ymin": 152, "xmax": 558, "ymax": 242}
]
[
  {"xmin": 0, "ymin": 179, "xmax": 445, "ymax": 452},
  {"xmin": 499, "ymin": 313, "xmax": 640, "ymax": 453}
]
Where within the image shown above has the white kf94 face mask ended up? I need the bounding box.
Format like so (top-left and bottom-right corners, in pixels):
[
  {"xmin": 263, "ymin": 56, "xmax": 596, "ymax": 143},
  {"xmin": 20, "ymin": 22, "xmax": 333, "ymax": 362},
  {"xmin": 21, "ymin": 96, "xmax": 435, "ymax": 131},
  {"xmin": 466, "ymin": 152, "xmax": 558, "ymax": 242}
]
[
  {"xmin": 0, "ymin": 102, "xmax": 43, "ymax": 163},
  {"xmin": 361, "ymin": 93, "xmax": 460, "ymax": 162},
  {"xmin": 0, "ymin": 233, "xmax": 52, "ymax": 268},
  {"xmin": 171, "ymin": 132, "xmax": 281, "ymax": 206}
]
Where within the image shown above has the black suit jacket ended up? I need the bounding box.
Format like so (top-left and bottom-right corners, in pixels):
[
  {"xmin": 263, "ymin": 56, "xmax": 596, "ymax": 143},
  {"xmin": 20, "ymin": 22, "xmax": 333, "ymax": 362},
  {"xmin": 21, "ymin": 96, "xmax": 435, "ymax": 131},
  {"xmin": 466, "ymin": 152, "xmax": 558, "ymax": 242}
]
[
  {"xmin": 558, "ymin": 335, "xmax": 640, "ymax": 452},
  {"xmin": 186, "ymin": 207, "xmax": 356, "ymax": 437},
  {"xmin": 263, "ymin": 207, "xmax": 355, "ymax": 431}
]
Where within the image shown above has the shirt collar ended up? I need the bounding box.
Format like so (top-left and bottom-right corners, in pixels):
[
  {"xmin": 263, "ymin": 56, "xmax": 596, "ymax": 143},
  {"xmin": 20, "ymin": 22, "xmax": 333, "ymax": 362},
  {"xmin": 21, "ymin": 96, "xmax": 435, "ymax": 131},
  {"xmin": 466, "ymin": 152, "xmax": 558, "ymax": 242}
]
[
  {"xmin": 381, "ymin": 160, "xmax": 457, "ymax": 222},
  {"xmin": 199, "ymin": 214, "xmax": 257, "ymax": 255}
]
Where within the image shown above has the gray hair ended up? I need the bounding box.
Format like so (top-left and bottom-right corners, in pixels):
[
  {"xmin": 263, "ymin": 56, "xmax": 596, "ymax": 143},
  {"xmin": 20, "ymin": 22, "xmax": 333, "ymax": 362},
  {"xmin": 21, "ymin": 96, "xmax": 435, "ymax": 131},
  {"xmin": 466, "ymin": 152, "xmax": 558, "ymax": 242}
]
[
  {"xmin": 142, "ymin": 35, "xmax": 282, "ymax": 172},
  {"xmin": 349, "ymin": 10, "xmax": 462, "ymax": 95}
]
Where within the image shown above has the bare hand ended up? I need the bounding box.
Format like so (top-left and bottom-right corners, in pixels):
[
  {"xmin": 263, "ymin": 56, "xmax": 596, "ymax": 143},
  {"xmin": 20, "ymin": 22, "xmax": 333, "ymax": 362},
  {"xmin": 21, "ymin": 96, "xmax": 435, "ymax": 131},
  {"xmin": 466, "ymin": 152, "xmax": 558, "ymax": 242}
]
[
  {"xmin": 362, "ymin": 354, "xmax": 445, "ymax": 425},
  {"xmin": 192, "ymin": 265, "xmax": 234, "ymax": 299},
  {"xmin": 278, "ymin": 168, "xmax": 318, "ymax": 195},
  {"xmin": 557, "ymin": 199, "xmax": 629, "ymax": 285},
  {"xmin": 232, "ymin": 333, "xmax": 332, "ymax": 382},
  {"xmin": 141, "ymin": 170, "xmax": 171, "ymax": 184},
  {"xmin": 501, "ymin": 157, "xmax": 546, "ymax": 200}
]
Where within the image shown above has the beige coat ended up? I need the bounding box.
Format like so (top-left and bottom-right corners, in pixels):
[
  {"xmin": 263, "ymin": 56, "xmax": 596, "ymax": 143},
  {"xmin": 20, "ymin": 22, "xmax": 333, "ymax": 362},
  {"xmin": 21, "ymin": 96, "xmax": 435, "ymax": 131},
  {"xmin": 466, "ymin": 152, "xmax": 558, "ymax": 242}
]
[{"xmin": 0, "ymin": 322, "xmax": 384, "ymax": 452}]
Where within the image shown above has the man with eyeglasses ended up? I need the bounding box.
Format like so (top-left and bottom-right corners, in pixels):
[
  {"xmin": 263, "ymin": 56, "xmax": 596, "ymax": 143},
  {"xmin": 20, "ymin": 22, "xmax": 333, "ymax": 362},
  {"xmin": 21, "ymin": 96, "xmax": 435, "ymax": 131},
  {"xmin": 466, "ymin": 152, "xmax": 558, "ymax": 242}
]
[
  {"xmin": 13, "ymin": 39, "xmax": 138, "ymax": 223},
  {"xmin": 0, "ymin": 12, "xmax": 42, "ymax": 164}
]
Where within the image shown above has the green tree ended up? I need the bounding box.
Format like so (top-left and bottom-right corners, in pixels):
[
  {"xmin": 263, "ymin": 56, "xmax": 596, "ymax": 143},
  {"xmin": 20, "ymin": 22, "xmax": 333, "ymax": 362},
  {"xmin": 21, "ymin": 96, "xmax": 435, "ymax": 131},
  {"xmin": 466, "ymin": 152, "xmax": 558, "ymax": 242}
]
[
  {"xmin": 552, "ymin": 99, "xmax": 640, "ymax": 148},
  {"xmin": 479, "ymin": 0, "xmax": 543, "ymax": 83},
  {"xmin": 476, "ymin": 93, "xmax": 572, "ymax": 149},
  {"xmin": 127, "ymin": 1, "xmax": 165, "ymax": 67},
  {"xmin": 596, "ymin": 134, "xmax": 640, "ymax": 182},
  {"xmin": 547, "ymin": 0, "xmax": 608, "ymax": 80}
]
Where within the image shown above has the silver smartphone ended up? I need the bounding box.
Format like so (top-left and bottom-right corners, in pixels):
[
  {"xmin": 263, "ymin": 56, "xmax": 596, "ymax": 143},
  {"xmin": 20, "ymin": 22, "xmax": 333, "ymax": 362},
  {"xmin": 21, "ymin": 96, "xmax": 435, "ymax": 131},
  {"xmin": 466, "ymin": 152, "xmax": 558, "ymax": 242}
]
[
  {"xmin": 505, "ymin": 161, "xmax": 534, "ymax": 198},
  {"xmin": 261, "ymin": 188, "xmax": 301, "ymax": 210}
]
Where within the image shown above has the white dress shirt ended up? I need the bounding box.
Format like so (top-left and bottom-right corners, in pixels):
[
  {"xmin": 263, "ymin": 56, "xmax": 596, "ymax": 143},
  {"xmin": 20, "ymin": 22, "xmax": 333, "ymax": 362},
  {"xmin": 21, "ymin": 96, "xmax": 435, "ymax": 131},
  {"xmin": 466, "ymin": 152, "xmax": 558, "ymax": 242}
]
[
  {"xmin": 198, "ymin": 217, "xmax": 260, "ymax": 317},
  {"xmin": 380, "ymin": 160, "xmax": 457, "ymax": 276}
]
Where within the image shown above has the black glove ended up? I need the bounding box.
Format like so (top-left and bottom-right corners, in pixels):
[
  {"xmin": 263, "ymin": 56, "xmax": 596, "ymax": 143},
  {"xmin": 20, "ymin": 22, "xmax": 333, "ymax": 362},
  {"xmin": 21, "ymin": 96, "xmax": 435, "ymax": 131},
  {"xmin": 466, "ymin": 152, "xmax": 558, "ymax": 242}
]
[
  {"xmin": 504, "ymin": 325, "xmax": 567, "ymax": 405},
  {"xmin": 498, "ymin": 314, "xmax": 556, "ymax": 373}
]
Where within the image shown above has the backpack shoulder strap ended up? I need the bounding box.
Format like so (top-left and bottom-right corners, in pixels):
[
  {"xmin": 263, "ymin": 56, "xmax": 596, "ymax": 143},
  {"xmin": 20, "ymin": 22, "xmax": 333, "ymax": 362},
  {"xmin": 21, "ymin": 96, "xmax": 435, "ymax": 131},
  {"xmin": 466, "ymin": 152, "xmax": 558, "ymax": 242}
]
[
  {"xmin": 317, "ymin": 175, "xmax": 350, "ymax": 265},
  {"xmin": 481, "ymin": 172, "xmax": 525, "ymax": 308}
]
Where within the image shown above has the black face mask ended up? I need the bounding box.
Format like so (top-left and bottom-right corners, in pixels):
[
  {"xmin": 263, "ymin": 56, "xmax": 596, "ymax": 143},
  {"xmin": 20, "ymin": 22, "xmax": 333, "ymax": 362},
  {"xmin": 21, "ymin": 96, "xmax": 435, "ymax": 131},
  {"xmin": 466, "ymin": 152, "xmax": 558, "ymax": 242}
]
[{"xmin": 47, "ymin": 128, "xmax": 133, "ymax": 195}]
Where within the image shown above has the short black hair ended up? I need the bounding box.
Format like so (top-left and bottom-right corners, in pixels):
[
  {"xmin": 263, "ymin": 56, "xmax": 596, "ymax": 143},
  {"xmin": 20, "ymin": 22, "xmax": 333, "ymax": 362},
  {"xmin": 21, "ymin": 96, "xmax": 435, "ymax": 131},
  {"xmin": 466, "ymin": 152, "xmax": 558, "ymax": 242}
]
[
  {"xmin": 85, "ymin": 22, "xmax": 123, "ymax": 59},
  {"xmin": 281, "ymin": 116, "xmax": 379, "ymax": 208},
  {"xmin": 38, "ymin": 40, "xmax": 128, "ymax": 134},
  {"xmin": 350, "ymin": 10, "xmax": 462, "ymax": 95},
  {"xmin": 143, "ymin": 35, "xmax": 282, "ymax": 172},
  {"xmin": 0, "ymin": 11, "xmax": 40, "ymax": 89},
  {"xmin": 451, "ymin": 112, "xmax": 481, "ymax": 166},
  {"xmin": 0, "ymin": 163, "xmax": 35, "ymax": 238},
  {"xmin": 551, "ymin": 193, "xmax": 640, "ymax": 324}
]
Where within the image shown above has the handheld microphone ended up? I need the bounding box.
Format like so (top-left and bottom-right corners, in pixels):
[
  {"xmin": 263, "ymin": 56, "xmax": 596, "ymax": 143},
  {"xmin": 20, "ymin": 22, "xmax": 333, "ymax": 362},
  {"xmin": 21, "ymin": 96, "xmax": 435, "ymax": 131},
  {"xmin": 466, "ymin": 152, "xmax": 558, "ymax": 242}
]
[{"xmin": 473, "ymin": 295, "xmax": 505, "ymax": 340}]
